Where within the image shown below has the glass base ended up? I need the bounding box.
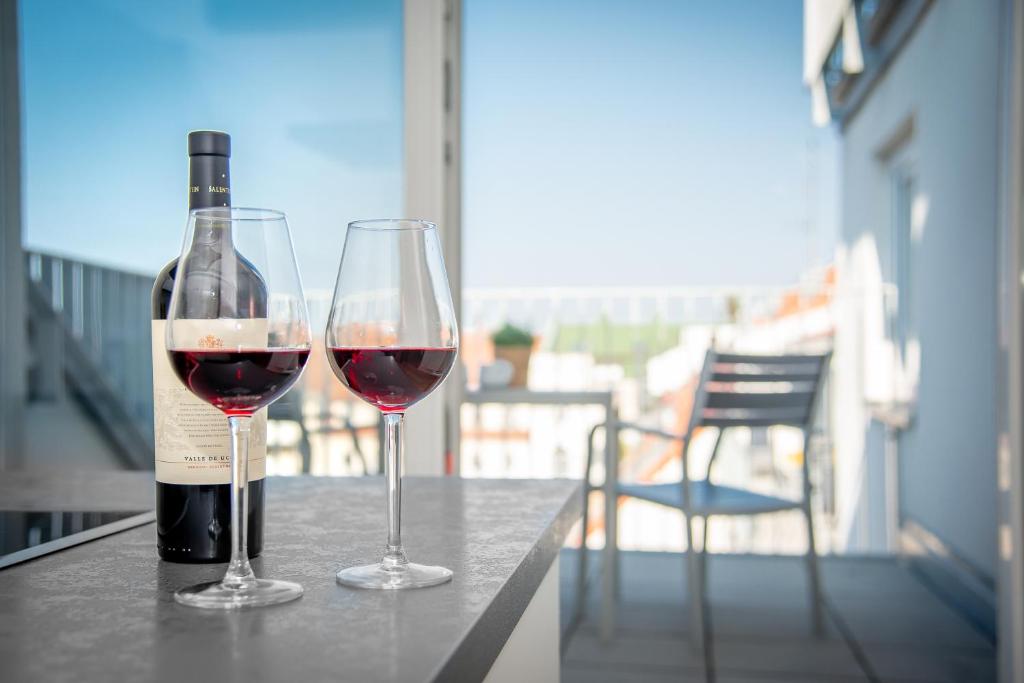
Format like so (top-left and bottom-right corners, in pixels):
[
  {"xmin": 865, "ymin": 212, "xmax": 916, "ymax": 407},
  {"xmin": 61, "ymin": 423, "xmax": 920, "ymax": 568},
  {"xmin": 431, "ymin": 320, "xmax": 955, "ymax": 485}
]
[
  {"xmin": 174, "ymin": 578, "xmax": 303, "ymax": 609},
  {"xmin": 336, "ymin": 562, "xmax": 453, "ymax": 590}
]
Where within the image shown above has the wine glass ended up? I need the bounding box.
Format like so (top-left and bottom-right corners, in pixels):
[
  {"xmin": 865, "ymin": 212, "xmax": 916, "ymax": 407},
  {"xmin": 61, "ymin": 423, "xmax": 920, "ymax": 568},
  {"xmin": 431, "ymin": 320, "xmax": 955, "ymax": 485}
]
[
  {"xmin": 326, "ymin": 219, "xmax": 458, "ymax": 589},
  {"xmin": 166, "ymin": 207, "xmax": 311, "ymax": 608}
]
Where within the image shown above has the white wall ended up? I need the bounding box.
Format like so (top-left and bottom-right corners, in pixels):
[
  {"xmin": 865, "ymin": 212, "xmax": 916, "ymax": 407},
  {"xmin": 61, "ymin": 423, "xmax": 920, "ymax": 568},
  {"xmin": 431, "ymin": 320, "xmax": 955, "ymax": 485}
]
[{"xmin": 835, "ymin": 1, "xmax": 1000, "ymax": 575}]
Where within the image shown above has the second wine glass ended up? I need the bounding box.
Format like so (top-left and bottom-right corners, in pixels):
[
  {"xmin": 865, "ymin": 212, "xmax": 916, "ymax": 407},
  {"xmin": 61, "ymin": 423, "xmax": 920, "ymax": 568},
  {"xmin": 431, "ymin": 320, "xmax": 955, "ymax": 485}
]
[{"xmin": 326, "ymin": 219, "xmax": 458, "ymax": 590}]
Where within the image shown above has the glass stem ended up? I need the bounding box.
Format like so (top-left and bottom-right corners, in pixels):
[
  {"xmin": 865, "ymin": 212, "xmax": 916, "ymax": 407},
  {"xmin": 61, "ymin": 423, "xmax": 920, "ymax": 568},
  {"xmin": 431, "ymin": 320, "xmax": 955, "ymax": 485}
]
[
  {"xmin": 382, "ymin": 412, "xmax": 408, "ymax": 569},
  {"xmin": 224, "ymin": 415, "xmax": 256, "ymax": 589}
]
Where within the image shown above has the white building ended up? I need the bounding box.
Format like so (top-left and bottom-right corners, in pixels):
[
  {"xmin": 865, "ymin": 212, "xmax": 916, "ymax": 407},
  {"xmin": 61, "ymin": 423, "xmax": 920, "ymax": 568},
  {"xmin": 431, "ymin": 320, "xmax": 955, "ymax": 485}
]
[{"xmin": 805, "ymin": 1, "xmax": 1024, "ymax": 677}]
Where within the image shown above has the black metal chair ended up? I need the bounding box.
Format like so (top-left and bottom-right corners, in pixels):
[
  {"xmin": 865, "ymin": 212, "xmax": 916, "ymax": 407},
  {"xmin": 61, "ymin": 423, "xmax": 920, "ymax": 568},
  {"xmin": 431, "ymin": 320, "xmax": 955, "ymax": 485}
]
[{"xmin": 575, "ymin": 349, "xmax": 832, "ymax": 649}]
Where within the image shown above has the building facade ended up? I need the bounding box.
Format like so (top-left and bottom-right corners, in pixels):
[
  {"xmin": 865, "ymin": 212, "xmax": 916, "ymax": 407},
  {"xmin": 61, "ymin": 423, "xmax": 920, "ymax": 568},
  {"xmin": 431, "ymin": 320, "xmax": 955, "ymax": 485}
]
[{"xmin": 806, "ymin": 0, "xmax": 1024, "ymax": 677}]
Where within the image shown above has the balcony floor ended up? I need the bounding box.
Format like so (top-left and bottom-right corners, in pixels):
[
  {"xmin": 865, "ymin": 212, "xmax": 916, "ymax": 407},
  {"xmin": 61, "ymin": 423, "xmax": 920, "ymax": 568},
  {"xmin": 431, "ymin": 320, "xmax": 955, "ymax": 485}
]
[{"xmin": 559, "ymin": 550, "xmax": 995, "ymax": 683}]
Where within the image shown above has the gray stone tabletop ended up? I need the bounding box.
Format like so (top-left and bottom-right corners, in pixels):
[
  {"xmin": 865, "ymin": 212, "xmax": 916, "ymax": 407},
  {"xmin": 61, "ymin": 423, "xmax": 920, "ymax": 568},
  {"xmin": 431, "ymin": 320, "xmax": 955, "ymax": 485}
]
[
  {"xmin": 0, "ymin": 475, "xmax": 581, "ymax": 683},
  {"xmin": 0, "ymin": 469, "xmax": 155, "ymax": 511}
]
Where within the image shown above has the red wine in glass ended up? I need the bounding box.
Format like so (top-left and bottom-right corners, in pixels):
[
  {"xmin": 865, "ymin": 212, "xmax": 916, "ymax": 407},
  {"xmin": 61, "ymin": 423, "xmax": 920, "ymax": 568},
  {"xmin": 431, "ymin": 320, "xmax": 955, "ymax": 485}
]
[
  {"xmin": 170, "ymin": 349, "xmax": 310, "ymax": 416},
  {"xmin": 328, "ymin": 347, "xmax": 456, "ymax": 412}
]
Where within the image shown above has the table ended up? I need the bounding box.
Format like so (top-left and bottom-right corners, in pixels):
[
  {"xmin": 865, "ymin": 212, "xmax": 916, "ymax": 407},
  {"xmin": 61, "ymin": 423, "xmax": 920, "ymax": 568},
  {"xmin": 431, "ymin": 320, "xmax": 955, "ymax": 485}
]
[{"xmin": 0, "ymin": 473, "xmax": 580, "ymax": 682}]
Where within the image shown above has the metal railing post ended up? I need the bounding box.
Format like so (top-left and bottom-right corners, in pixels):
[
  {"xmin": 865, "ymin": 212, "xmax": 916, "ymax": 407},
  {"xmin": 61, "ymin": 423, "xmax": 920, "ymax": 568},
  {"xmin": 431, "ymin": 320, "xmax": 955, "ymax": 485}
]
[
  {"xmin": 32, "ymin": 310, "xmax": 64, "ymax": 402},
  {"xmin": 600, "ymin": 402, "xmax": 619, "ymax": 642}
]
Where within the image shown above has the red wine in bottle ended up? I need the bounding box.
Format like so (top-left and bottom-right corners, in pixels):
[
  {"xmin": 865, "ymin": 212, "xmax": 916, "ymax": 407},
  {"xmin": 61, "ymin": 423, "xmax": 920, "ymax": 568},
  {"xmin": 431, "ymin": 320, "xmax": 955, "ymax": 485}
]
[{"xmin": 151, "ymin": 131, "xmax": 268, "ymax": 563}]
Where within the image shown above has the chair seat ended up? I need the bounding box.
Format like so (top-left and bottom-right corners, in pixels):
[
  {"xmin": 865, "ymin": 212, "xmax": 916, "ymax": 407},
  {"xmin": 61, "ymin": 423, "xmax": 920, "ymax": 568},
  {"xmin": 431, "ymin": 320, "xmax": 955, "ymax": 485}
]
[{"xmin": 616, "ymin": 480, "xmax": 802, "ymax": 516}]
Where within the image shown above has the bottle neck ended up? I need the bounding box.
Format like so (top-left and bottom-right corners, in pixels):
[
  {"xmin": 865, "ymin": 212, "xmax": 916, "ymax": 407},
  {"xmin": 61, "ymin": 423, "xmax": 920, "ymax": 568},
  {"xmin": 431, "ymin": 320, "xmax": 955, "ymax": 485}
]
[
  {"xmin": 189, "ymin": 154, "xmax": 231, "ymax": 210},
  {"xmin": 189, "ymin": 154, "xmax": 231, "ymax": 244}
]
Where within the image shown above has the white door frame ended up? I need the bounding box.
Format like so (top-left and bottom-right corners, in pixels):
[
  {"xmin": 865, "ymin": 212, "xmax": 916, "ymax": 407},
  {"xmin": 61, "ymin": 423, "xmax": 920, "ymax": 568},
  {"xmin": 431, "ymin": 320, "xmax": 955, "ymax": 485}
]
[
  {"xmin": 402, "ymin": 0, "xmax": 463, "ymax": 475},
  {"xmin": 998, "ymin": 0, "xmax": 1024, "ymax": 680}
]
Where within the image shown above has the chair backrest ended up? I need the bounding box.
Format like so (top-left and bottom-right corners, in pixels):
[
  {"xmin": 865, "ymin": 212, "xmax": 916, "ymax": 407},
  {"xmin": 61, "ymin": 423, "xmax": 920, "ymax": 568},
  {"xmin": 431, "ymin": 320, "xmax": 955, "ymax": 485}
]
[{"xmin": 686, "ymin": 350, "xmax": 832, "ymax": 435}]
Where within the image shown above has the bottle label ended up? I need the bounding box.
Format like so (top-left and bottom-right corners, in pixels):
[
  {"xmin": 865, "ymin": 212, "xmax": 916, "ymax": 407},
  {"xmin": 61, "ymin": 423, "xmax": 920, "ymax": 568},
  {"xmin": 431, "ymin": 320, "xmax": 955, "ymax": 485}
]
[{"xmin": 152, "ymin": 319, "xmax": 268, "ymax": 484}]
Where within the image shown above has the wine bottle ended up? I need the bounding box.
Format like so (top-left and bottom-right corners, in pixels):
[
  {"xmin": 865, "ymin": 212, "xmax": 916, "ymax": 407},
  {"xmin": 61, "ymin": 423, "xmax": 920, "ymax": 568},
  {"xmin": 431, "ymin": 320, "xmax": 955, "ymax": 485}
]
[{"xmin": 151, "ymin": 131, "xmax": 268, "ymax": 563}]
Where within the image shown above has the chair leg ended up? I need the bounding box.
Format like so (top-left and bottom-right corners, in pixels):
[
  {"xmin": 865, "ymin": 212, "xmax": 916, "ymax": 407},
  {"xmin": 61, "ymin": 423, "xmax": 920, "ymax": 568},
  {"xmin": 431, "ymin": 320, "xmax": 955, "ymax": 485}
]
[
  {"xmin": 299, "ymin": 428, "xmax": 312, "ymax": 474},
  {"xmin": 613, "ymin": 521, "xmax": 622, "ymax": 600},
  {"xmin": 699, "ymin": 515, "xmax": 709, "ymax": 608},
  {"xmin": 600, "ymin": 494, "xmax": 619, "ymax": 642},
  {"xmin": 699, "ymin": 516, "xmax": 715, "ymax": 683},
  {"xmin": 803, "ymin": 503, "xmax": 825, "ymax": 634},
  {"xmin": 575, "ymin": 487, "xmax": 590, "ymax": 624},
  {"xmin": 684, "ymin": 513, "xmax": 705, "ymax": 653}
]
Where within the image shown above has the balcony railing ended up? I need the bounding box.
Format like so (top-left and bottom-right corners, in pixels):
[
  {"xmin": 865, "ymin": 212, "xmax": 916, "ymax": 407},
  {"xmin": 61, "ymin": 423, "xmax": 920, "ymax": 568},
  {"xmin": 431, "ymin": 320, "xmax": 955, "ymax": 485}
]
[
  {"xmin": 23, "ymin": 253, "xmax": 842, "ymax": 556},
  {"xmin": 26, "ymin": 251, "xmax": 154, "ymax": 468}
]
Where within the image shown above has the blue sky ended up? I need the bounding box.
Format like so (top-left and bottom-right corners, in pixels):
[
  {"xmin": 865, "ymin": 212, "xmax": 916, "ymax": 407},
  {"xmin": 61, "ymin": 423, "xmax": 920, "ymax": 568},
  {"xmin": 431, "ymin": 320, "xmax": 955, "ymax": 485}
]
[
  {"xmin": 21, "ymin": 0, "xmax": 836, "ymax": 291},
  {"xmin": 21, "ymin": 0, "xmax": 404, "ymax": 292},
  {"xmin": 464, "ymin": 0, "xmax": 838, "ymax": 287}
]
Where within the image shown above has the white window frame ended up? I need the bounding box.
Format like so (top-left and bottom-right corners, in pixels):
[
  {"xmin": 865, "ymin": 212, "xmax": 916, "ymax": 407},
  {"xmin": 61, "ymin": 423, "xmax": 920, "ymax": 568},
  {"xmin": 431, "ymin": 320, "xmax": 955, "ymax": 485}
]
[
  {"xmin": 402, "ymin": 0, "xmax": 462, "ymax": 475},
  {"xmin": 0, "ymin": 0, "xmax": 24, "ymax": 469},
  {"xmin": 0, "ymin": 0, "xmax": 463, "ymax": 474},
  {"xmin": 888, "ymin": 154, "xmax": 914, "ymax": 357},
  {"xmin": 998, "ymin": 0, "xmax": 1024, "ymax": 680}
]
